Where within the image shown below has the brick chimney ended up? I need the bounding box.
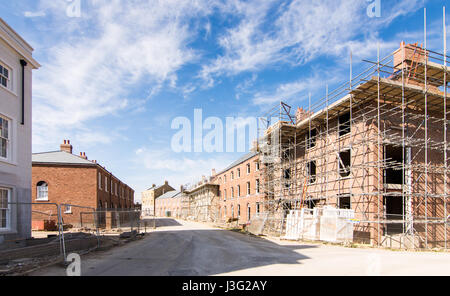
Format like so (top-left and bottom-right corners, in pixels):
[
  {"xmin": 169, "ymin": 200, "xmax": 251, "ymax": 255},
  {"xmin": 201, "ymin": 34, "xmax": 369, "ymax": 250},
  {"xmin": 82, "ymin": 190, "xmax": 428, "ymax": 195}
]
[
  {"xmin": 296, "ymin": 107, "xmax": 313, "ymax": 123},
  {"xmin": 180, "ymin": 185, "xmax": 184, "ymax": 193},
  {"xmin": 79, "ymin": 152, "xmax": 88, "ymax": 160},
  {"xmin": 60, "ymin": 140, "xmax": 73, "ymax": 154},
  {"xmin": 164, "ymin": 180, "xmax": 169, "ymax": 186},
  {"xmin": 393, "ymin": 42, "xmax": 428, "ymax": 72},
  {"xmin": 211, "ymin": 168, "xmax": 216, "ymax": 177}
]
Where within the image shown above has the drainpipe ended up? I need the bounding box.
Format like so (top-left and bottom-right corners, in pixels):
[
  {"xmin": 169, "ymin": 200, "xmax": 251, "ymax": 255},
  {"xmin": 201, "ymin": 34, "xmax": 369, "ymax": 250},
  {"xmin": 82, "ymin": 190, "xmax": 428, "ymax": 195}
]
[{"xmin": 20, "ymin": 59, "xmax": 27, "ymax": 125}]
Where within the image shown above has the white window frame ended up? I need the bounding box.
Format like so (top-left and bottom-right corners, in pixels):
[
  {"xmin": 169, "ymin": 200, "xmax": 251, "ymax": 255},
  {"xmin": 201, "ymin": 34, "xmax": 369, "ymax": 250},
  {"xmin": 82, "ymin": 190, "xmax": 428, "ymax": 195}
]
[
  {"xmin": 0, "ymin": 187, "xmax": 11, "ymax": 231},
  {"xmin": 256, "ymin": 162, "xmax": 260, "ymax": 171},
  {"xmin": 0, "ymin": 61, "xmax": 12, "ymax": 91},
  {"xmin": 105, "ymin": 176, "xmax": 108, "ymax": 192},
  {"xmin": 246, "ymin": 163, "xmax": 250, "ymax": 174},
  {"xmin": 246, "ymin": 182, "xmax": 251, "ymax": 196},
  {"xmin": 0, "ymin": 115, "xmax": 11, "ymax": 162},
  {"xmin": 256, "ymin": 179, "xmax": 260, "ymax": 194},
  {"xmin": 64, "ymin": 205, "xmax": 72, "ymax": 214},
  {"xmin": 36, "ymin": 181, "xmax": 49, "ymax": 201}
]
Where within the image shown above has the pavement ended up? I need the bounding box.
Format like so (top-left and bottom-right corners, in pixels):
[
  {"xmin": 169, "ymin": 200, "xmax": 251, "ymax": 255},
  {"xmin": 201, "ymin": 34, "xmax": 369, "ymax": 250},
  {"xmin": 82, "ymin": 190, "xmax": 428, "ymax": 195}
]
[{"xmin": 29, "ymin": 218, "xmax": 450, "ymax": 276}]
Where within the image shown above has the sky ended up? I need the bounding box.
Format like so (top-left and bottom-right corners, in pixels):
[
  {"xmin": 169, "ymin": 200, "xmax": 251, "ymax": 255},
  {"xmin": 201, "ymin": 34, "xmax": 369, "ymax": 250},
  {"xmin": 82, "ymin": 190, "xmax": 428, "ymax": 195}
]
[{"xmin": 1, "ymin": 0, "xmax": 449, "ymax": 202}]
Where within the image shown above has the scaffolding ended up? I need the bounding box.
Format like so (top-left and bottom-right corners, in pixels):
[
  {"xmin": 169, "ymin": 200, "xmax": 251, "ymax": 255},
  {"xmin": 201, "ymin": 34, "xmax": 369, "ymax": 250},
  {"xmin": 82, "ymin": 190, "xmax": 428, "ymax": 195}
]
[{"xmin": 257, "ymin": 7, "xmax": 449, "ymax": 249}]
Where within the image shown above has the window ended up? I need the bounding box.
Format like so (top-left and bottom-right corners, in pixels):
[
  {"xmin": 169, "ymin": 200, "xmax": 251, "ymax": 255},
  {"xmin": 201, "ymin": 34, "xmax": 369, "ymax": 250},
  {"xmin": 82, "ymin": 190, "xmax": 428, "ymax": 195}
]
[
  {"xmin": 247, "ymin": 163, "xmax": 251, "ymax": 174},
  {"xmin": 339, "ymin": 149, "xmax": 351, "ymax": 177},
  {"xmin": 98, "ymin": 173, "xmax": 102, "ymax": 189},
  {"xmin": 338, "ymin": 112, "xmax": 351, "ymax": 137},
  {"xmin": 224, "ymin": 189, "xmax": 227, "ymax": 201},
  {"xmin": 237, "ymin": 185, "xmax": 240, "ymax": 197},
  {"xmin": 306, "ymin": 199, "xmax": 316, "ymax": 209},
  {"xmin": 256, "ymin": 162, "xmax": 260, "ymax": 171},
  {"xmin": 384, "ymin": 145, "xmax": 405, "ymax": 185},
  {"xmin": 237, "ymin": 204, "xmax": 241, "ymax": 217},
  {"xmin": 338, "ymin": 194, "xmax": 351, "ymax": 209},
  {"xmin": 284, "ymin": 168, "xmax": 291, "ymax": 179},
  {"xmin": 256, "ymin": 202, "xmax": 261, "ymax": 214},
  {"xmin": 105, "ymin": 176, "xmax": 108, "ymax": 192},
  {"xmin": 0, "ymin": 116, "xmax": 10, "ymax": 160},
  {"xmin": 231, "ymin": 187, "xmax": 234, "ymax": 198},
  {"xmin": 231, "ymin": 171, "xmax": 234, "ymax": 180},
  {"xmin": 237, "ymin": 168, "xmax": 240, "ymax": 178},
  {"xmin": 307, "ymin": 161, "xmax": 317, "ymax": 184},
  {"xmin": 224, "ymin": 175, "xmax": 227, "ymax": 183},
  {"xmin": 307, "ymin": 128, "xmax": 317, "ymax": 149},
  {"xmin": 115, "ymin": 183, "xmax": 118, "ymax": 195},
  {"xmin": 36, "ymin": 181, "xmax": 48, "ymax": 201},
  {"xmin": 256, "ymin": 179, "xmax": 260, "ymax": 194},
  {"xmin": 64, "ymin": 205, "xmax": 72, "ymax": 214},
  {"xmin": 0, "ymin": 63, "xmax": 11, "ymax": 89},
  {"xmin": 0, "ymin": 188, "xmax": 11, "ymax": 230},
  {"xmin": 247, "ymin": 204, "xmax": 251, "ymax": 221},
  {"xmin": 246, "ymin": 182, "xmax": 250, "ymax": 195}
]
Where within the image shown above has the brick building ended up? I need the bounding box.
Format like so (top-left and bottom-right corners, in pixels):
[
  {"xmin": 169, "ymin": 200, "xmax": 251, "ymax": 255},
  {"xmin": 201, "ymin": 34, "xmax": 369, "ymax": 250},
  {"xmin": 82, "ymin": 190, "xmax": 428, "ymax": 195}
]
[
  {"xmin": 154, "ymin": 188, "xmax": 187, "ymax": 218},
  {"xmin": 31, "ymin": 140, "xmax": 135, "ymax": 228},
  {"xmin": 212, "ymin": 152, "xmax": 264, "ymax": 224},
  {"xmin": 141, "ymin": 181, "xmax": 174, "ymax": 217},
  {"xmin": 256, "ymin": 42, "xmax": 450, "ymax": 248}
]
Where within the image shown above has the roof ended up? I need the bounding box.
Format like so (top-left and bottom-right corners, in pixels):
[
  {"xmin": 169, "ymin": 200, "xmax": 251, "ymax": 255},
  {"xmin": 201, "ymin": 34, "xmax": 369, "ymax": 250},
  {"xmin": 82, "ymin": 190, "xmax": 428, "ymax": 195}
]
[
  {"xmin": 0, "ymin": 18, "xmax": 40, "ymax": 69},
  {"xmin": 156, "ymin": 190, "xmax": 181, "ymax": 199},
  {"xmin": 32, "ymin": 151, "xmax": 96, "ymax": 166},
  {"xmin": 216, "ymin": 151, "xmax": 257, "ymax": 175}
]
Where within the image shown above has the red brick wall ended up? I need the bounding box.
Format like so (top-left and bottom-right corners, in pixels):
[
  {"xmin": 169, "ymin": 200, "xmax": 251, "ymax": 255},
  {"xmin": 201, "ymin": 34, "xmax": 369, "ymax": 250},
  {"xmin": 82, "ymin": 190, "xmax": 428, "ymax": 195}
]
[
  {"xmin": 32, "ymin": 165, "xmax": 97, "ymax": 226},
  {"xmin": 214, "ymin": 155, "xmax": 264, "ymax": 224},
  {"xmin": 31, "ymin": 164, "xmax": 135, "ymax": 228}
]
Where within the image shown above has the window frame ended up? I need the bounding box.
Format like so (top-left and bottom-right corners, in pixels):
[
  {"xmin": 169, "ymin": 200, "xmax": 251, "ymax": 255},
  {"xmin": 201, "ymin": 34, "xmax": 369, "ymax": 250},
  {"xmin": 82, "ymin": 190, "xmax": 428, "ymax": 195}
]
[
  {"xmin": 0, "ymin": 115, "xmax": 11, "ymax": 162},
  {"xmin": 0, "ymin": 62, "xmax": 12, "ymax": 91},
  {"xmin": 0, "ymin": 187, "xmax": 11, "ymax": 231},
  {"xmin": 36, "ymin": 181, "xmax": 49, "ymax": 201}
]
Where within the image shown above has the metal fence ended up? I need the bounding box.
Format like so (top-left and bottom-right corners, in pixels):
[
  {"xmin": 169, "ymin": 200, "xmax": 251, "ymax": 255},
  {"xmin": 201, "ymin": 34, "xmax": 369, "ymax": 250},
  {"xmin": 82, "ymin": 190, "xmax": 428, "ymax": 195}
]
[{"xmin": 1, "ymin": 202, "xmax": 143, "ymax": 264}]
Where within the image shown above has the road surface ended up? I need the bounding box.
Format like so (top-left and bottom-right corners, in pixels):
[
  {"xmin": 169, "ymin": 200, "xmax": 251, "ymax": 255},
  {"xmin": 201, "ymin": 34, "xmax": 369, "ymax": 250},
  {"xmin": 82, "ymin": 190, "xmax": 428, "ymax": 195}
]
[{"xmin": 31, "ymin": 218, "xmax": 450, "ymax": 276}]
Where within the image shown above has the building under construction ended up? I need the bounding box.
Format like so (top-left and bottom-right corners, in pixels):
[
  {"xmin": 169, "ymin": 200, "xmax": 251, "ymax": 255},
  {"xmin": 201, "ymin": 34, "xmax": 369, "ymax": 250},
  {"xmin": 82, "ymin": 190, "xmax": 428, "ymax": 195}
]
[{"xmin": 257, "ymin": 36, "xmax": 449, "ymax": 249}]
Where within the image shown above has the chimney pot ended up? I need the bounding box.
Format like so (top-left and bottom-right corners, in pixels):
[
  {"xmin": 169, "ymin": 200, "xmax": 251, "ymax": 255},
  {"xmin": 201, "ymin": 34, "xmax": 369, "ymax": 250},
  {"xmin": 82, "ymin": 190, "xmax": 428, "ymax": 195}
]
[{"xmin": 60, "ymin": 139, "xmax": 73, "ymax": 154}]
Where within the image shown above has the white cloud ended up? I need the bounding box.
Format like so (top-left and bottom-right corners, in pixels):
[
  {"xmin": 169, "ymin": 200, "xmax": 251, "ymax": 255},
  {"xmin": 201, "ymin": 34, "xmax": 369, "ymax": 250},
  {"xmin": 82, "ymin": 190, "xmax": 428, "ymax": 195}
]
[
  {"xmin": 200, "ymin": 0, "xmax": 423, "ymax": 86},
  {"xmin": 32, "ymin": 0, "xmax": 214, "ymax": 151},
  {"xmin": 24, "ymin": 11, "xmax": 46, "ymax": 18}
]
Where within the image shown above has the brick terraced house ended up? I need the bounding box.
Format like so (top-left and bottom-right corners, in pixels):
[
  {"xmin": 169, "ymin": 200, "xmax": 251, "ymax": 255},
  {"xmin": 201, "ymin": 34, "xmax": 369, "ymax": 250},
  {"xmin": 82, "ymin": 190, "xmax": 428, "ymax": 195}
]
[
  {"xmin": 212, "ymin": 151, "xmax": 264, "ymax": 224},
  {"xmin": 31, "ymin": 140, "xmax": 135, "ymax": 229}
]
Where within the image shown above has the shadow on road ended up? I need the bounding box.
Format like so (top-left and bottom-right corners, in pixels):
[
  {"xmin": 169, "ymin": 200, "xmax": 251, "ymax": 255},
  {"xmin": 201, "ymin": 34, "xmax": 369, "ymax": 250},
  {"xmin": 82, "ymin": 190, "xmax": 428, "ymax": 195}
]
[
  {"xmin": 141, "ymin": 218, "xmax": 183, "ymax": 227},
  {"xmin": 123, "ymin": 227, "xmax": 318, "ymax": 276}
]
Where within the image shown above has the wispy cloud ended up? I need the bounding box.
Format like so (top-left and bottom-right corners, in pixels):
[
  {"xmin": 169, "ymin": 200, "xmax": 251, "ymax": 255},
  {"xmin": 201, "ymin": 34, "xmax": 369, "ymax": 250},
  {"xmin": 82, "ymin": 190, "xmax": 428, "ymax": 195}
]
[
  {"xmin": 32, "ymin": 0, "xmax": 212, "ymax": 151},
  {"xmin": 200, "ymin": 0, "xmax": 424, "ymax": 86}
]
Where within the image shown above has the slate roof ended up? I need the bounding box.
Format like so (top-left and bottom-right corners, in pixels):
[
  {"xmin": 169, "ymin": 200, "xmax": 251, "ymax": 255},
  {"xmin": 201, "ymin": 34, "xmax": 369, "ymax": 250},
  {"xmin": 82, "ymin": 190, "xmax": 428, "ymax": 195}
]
[
  {"xmin": 156, "ymin": 190, "xmax": 181, "ymax": 199},
  {"xmin": 216, "ymin": 151, "xmax": 257, "ymax": 175},
  {"xmin": 32, "ymin": 151, "xmax": 95, "ymax": 165}
]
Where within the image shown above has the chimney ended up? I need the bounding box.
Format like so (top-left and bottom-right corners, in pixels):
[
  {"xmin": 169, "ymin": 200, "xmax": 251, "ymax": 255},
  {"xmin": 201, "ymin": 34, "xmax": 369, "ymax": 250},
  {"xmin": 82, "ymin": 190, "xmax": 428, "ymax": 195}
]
[
  {"xmin": 164, "ymin": 180, "xmax": 169, "ymax": 186},
  {"xmin": 152, "ymin": 184, "xmax": 156, "ymax": 188},
  {"xmin": 211, "ymin": 168, "xmax": 216, "ymax": 177},
  {"xmin": 393, "ymin": 41, "xmax": 428, "ymax": 73},
  {"xmin": 79, "ymin": 152, "xmax": 88, "ymax": 160},
  {"xmin": 296, "ymin": 107, "xmax": 313, "ymax": 123},
  {"xmin": 180, "ymin": 185, "xmax": 184, "ymax": 193},
  {"xmin": 60, "ymin": 140, "xmax": 73, "ymax": 154}
]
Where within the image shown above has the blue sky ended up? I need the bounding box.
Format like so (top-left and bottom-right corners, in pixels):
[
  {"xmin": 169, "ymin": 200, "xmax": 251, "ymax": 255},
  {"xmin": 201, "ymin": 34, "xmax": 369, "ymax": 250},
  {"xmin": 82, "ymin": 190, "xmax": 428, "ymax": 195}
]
[{"xmin": 1, "ymin": 0, "xmax": 449, "ymax": 202}]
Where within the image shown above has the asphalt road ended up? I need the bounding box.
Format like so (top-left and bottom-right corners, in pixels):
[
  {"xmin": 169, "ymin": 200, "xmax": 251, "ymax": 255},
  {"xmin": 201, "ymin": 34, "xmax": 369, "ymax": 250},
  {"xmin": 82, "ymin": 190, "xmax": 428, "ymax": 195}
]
[{"xmin": 31, "ymin": 218, "xmax": 450, "ymax": 276}]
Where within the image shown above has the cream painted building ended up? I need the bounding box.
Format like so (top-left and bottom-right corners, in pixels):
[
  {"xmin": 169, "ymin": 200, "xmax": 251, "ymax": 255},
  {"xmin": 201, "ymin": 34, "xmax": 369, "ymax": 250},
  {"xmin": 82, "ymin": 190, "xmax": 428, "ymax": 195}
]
[
  {"xmin": 0, "ymin": 18, "xmax": 40, "ymax": 244},
  {"xmin": 141, "ymin": 181, "xmax": 174, "ymax": 217}
]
